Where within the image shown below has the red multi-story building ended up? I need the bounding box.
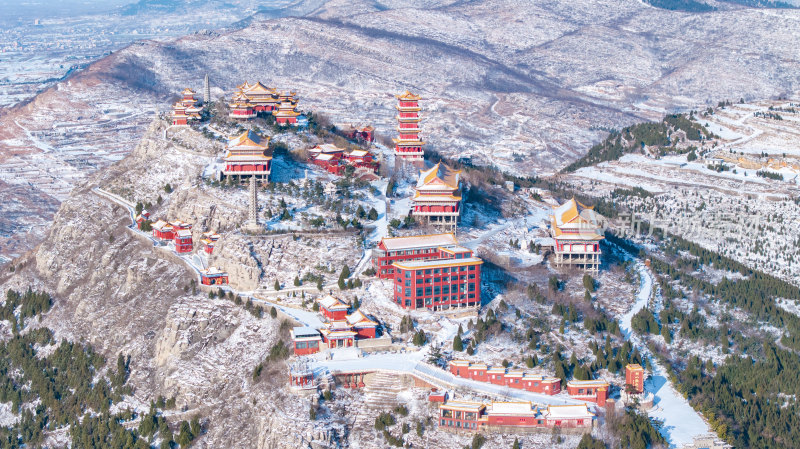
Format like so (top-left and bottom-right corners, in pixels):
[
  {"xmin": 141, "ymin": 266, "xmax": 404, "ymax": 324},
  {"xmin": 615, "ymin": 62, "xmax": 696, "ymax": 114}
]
[
  {"xmin": 412, "ymin": 163, "xmax": 462, "ymax": 232},
  {"xmin": 391, "ymin": 248, "xmax": 482, "ymax": 310},
  {"xmin": 174, "ymin": 229, "xmax": 193, "ymax": 253},
  {"xmin": 393, "ymin": 91, "xmax": 425, "ymax": 161},
  {"xmin": 242, "ymin": 81, "xmax": 279, "ymax": 112},
  {"xmin": 625, "ymin": 364, "xmax": 645, "ymax": 394},
  {"xmin": 223, "ymin": 130, "xmax": 273, "ymax": 183},
  {"xmin": 566, "ymin": 380, "xmax": 609, "ymax": 406},
  {"xmin": 372, "ymin": 233, "xmax": 459, "ymax": 279}
]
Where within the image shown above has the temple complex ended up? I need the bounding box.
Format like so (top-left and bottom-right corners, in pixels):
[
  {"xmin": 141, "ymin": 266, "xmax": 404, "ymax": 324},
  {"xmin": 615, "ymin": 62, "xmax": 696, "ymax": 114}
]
[
  {"xmin": 550, "ymin": 198, "xmax": 604, "ymax": 272},
  {"xmin": 393, "ymin": 91, "xmax": 425, "ymax": 161},
  {"xmin": 412, "ymin": 162, "xmax": 462, "ymax": 231},
  {"xmin": 223, "ymin": 130, "xmax": 272, "ymax": 183},
  {"xmin": 227, "ymin": 81, "xmax": 287, "ymax": 119}
]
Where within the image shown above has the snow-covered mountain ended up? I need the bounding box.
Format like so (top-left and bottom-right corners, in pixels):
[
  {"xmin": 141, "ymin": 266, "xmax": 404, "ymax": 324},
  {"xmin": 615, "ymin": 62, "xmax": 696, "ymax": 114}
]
[{"xmin": 0, "ymin": 0, "xmax": 799, "ymax": 258}]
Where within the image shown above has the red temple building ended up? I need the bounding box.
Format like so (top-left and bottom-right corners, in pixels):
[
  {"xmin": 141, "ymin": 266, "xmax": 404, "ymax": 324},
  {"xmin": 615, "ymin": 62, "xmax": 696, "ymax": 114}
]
[
  {"xmin": 200, "ymin": 267, "xmax": 228, "ymax": 285},
  {"xmin": 228, "ymin": 91, "xmax": 256, "ymax": 119},
  {"xmin": 346, "ymin": 310, "xmax": 378, "ymax": 339},
  {"xmin": 174, "ymin": 229, "xmax": 193, "ymax": 253},
  {"xmin": 273, "ymin": 97, "xmax": 301, "ymax": 125},
  {"xmin": 292, "ymin": 297, "xmax": 379, "ymax": 352},
  {"xmin": 228, "ymin": 81, "xmax": 283, "ymax": 119},
  {"xmin": 152, "ymin": 220, "xmax": 175, "ymax": 241},
  {"xmin": 135, "ymin": 210, "xmax": 150, "ymax": 230},
  {"xmin": 170, "ymin": 220, "xmax": 192, "ymax": 231},
  {"xmin": 625, "ymin": 364, "xmax": 645, "ymax": 394},
  {"xmin": 242, "ymin": 81, "xmax": 279, "ymax": 111},
  {"xmin": 566, "ymin": 380, "xmax": 609, "ymax": 406},
  {"xmin": 412, "ymin": 162, "xmax": 462, "ymax": 231},
  {"xmin": 309, "ymin": 144, "xmax": 378, "ymax": 176},
  {"xmin": 172, "ymin": 102, "xmax": 189, "ymax": 126},
  {"xmin": 335, "ymin": 123, "xmax": 375, "ymax": 142},
  {"xmin": 291, "ymin": 326, "xmax": 323, "ymax": 356},
  {"xmin": 319, "ymin": 320, "xmax": 357, "ymax": 349},
  {"xmin": 317, "ymin": 295, "xmax": 349, "ymax": 321},
  {"xmin": 438, "ymin": 400, "xmax": 594, "ymax": 432},
  {"xmin": 393, "ymin": 91, "xmax": 425, "ymax": 161},
  {"xmin": 223, "ymin": 130, "xmax": 272, "ymax": 183},
  {"xmin": 550, "ymin": 198, "xmax": 604, "ymax": 273},
  {"xmin": 200, "ymin": 231, "xmax": 220, "ymax": 255},
  {"xmin": 372, "ymin": 233, "xmax": 460, "ymax": 279}
]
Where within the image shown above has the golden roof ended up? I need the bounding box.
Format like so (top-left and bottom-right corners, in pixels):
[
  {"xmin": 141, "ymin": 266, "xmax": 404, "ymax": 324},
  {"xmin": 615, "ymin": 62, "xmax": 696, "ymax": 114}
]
[
  {"xmin": 237, "ymin": 81, "xmax": 251, "ymax": 90},
  {"xmin": 396, "ymin": 90, "xmax": 422, "ymax": 101},
  {"xmin": 417, "ymin": 162, "xmax": 461, "ymax": 190},
  {"xmin": 246, "ymin": 81, "xmax": 276, "ymax": 94},
  {"xmin": 182, "ymin": 88, "xmax": 196, "ymax": 95},
  {"xmin": 228, "ymin": 130, "xmax": 269, "ymax": 149}
]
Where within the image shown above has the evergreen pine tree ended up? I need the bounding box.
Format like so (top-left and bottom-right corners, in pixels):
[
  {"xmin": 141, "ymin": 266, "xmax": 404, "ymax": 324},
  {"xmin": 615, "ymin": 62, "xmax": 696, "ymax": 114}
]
[{"xmin": 453, "ymin": 334, "xmax": 464, "ymax": 352}]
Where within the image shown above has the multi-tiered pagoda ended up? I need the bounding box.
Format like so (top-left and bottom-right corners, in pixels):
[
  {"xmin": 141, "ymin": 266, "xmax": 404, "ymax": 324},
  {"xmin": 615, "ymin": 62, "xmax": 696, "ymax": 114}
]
[
  {"xmin": 393, "ymin": 91, "xmax": 425, "ymax": 161},
  {"xmin": 222, "ymin": 130, "xmax": 273, "ymax": 183},
  {"xmin": 411, "ymin": 162, "xmax": 462, "ymax": 231},
  {"xmin": 180, "ymin": 88, "xmax": 202, "ymax": 119},
  {"xmin": 171, "ymin": 87, "xmax": 203, "ymax": 125}
]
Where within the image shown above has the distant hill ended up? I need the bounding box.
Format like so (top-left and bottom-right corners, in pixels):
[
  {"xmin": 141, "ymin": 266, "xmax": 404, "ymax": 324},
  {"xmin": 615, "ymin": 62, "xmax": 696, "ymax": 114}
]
[{"xmin": 643, "ymin": 0, "xmax": 798, "ymax": 11}]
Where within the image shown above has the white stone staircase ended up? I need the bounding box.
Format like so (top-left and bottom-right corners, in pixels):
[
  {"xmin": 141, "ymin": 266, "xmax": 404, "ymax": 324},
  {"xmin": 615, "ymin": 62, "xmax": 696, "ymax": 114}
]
[{"xmin": 352, "ymin": 371, "xmax": 405, "ymax": 431}]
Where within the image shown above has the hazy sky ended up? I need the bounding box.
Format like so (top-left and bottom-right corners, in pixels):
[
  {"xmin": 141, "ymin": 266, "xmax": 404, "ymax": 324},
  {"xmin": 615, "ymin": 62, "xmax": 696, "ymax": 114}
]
[{"xmin": 0, "ymin": 0, "xmax": 135, "ymax": 20}]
